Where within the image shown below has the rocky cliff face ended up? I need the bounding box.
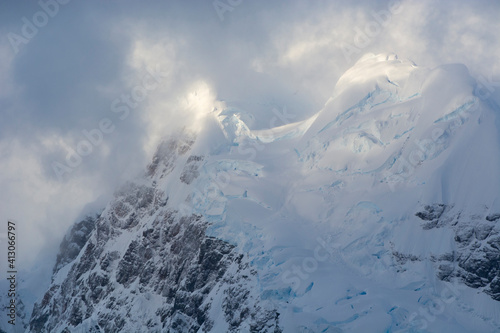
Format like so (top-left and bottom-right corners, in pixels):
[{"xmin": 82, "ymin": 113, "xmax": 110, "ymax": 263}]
[
  {"xmin": 29, "ymin": 134, "xmax": 281, "ymax": 333},
  {"xmin": 412, "ymin": 204, "xmax": 500, "ymax": 300},
  {"xmin": 26, "ymin": 54, "xmax": 500, "ymax": 332},
  {"xmin": 52, "ymin": 215, "xmax": 97, "ymax": 276}
]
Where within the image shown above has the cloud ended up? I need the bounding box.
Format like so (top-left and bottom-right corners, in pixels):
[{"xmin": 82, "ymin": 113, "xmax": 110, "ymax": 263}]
[{"xmin": 0, "ymin": 0, "xmax": 499, "ymax": 271}]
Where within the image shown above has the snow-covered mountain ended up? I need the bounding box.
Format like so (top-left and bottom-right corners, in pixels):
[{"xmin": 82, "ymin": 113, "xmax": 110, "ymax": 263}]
[{"xmin": 25, "ymin": 53, "xmax": 500, "ymax": 332}]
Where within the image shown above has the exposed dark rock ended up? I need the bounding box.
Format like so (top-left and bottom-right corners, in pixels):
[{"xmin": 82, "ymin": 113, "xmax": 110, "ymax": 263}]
[
  {"xmin": 30, "ymin": 208, "xmax": 277, "ymax": 332},
  {"xmin": 487, "ymin": 237, "xmax": 500, "ymax": 251},
  {"xmin": 454, "ymin": 227, "xmax": 474, "ymax": 245},
  {"xmin": 392, "ymin": 251, "xmax": 420, "ymax": 265},
  {"xmin": 489, "ymin": 277, "xmax": 500, "ymax": 300},
  {"xmin": 474, "ymin": 224, "xmax": 495, "ymax": 240},
  {"xmin": 29, "ymin": 134, "xmax": 280, "ymax": 332},
  {"xmin": 29, "ymin": 313, "xmax": 49, "ymax": 333},
  {"xmin": 147, "ymin": 133, "xmax": 195, "ymax": 177},
  {"xmin": 110, "ymin": 182, "xmax": 161, "ymax": 229},
  {"xmin": 437, "ymin": 263, "xmax": 455, "ymax": 281},
  {"xmin": 53, "ymin": 215, "xmax": 97, "ymax": 275},
  {"xmin": 116, "ymin": 240, "xmax": 143, "ymax": 286},
  {"xmin": 415, "ymin": 204, "xmax": 446, "ymax": 221},
  {"xmin": 180, "ymin": 155, "xmax": 204, "ymax": 184},
  {"xmin": 414, "ymin": 205, "xmax": 500, "ymax": 301},
  {"xmin": 486, "ymin": 213, "xmax": 500, "ymax": 222}
]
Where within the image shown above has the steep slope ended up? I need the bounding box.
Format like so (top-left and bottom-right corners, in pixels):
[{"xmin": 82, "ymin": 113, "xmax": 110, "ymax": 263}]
[
  {"xmin": 29, "ymin": 53, "xmax": 500, "ymax": 332},
  {"xmin": 29, "ymin": 133, "xmax": 281, "ymax": 333}
]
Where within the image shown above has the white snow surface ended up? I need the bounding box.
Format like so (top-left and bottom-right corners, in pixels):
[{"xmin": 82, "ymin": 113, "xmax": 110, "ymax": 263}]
[
  {"xmin": 173, "ymin": 53, "xmax": 500, "ymax": 332},
  {"xmin": 11, "ymin": 53, "xmax": 500, "ymax": 333}
]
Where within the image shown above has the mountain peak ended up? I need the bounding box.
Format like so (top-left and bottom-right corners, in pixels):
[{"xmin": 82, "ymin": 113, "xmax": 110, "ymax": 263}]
[{"xmin": 26, "ymin": 55, "xmax": 500, "ymax": 332}]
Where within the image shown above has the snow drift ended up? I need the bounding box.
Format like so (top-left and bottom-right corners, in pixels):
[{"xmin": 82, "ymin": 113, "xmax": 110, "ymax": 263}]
[{"xmin": 19, "ymin": 53, "xmax": 500, "ymax": 332}]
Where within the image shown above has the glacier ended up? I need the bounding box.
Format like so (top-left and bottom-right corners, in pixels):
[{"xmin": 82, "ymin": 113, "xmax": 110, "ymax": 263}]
[{"xmin": 7, "ymin": 53, "xmax": 500, "ymax": 332}]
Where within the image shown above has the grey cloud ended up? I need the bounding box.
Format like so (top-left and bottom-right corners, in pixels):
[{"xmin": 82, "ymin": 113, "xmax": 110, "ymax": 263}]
[{"xmin": 0, "ymin": 0, "xmax": 499, "ymax": 271}]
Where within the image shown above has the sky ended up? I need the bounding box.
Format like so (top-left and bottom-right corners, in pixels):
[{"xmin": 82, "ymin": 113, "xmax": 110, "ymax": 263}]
[{"xmin": 0, "ymin": 0, "xmax": 499, "ymax": 271}]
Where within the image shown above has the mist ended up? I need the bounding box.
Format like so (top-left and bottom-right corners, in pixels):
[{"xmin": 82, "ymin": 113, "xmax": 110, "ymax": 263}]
[{"xmin": 0, "ymin": 0, "xmax": 499, "ymax": 270}]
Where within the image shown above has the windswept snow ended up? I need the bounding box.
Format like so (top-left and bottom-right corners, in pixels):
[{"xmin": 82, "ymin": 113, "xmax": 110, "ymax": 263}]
[
  {"xmin": 24, "ymin": 53, "xmax": 500, "ymax": 333},
  {"xmin": 195, "ymin": 53, "xmax": 500, "ymax": 332}
]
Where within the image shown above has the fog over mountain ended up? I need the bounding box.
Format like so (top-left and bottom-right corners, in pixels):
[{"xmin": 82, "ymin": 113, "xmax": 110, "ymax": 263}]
[{"xmin": 0, "ymin": 1, "xmax": 499, "ymax": 332}]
